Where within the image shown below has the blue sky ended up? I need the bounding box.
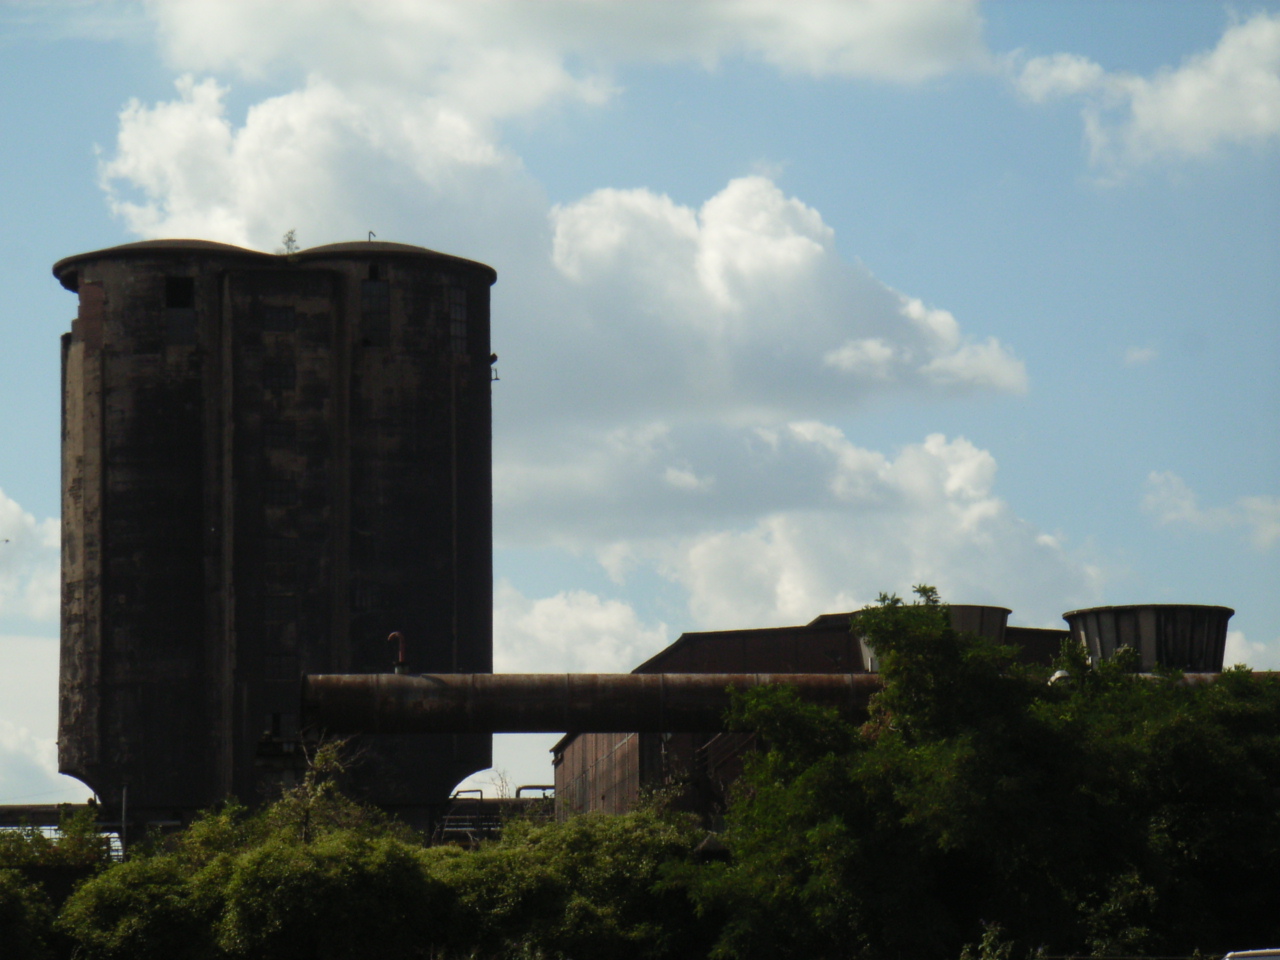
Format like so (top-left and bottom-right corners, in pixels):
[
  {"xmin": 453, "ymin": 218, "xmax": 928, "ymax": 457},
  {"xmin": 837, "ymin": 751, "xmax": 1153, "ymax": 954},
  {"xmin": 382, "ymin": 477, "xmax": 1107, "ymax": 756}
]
[{"xmin": 1, "ymin": 0, "xmax": 1277, "ymax": 800}]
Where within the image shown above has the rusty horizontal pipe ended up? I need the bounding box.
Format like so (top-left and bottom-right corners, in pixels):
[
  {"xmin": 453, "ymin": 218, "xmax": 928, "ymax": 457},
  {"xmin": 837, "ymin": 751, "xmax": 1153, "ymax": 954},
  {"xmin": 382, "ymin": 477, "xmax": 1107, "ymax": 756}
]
[
  {"xmin": 302, "ymin": 673, "xmax": 886, "ymax": 734},
  {"xmin": 301, "ymin": 672, "xmax": 1278, "ymax": 735}
]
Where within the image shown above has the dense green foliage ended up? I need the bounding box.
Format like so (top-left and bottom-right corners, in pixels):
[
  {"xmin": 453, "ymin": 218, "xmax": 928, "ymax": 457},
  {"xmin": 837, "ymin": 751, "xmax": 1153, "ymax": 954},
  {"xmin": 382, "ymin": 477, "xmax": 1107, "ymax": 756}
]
[
  {"xmin": 694, "ymin": 587, "xmax": 1280, "ymax": 959},
  {"xmin": 431, "ymin": 808, "xmax": 709, "ymax": 958},
  {"xmin": 0, "ymin": 867, "xmax": 56, "ymax": 960},
  {"xmin": 55, "ymin": 747, "xmax": 450, "ymax": 960},
  {"xmin": 33, "ymin": 745, "xmax": 706, "ymax": 960},
  {"xmin": 0, "ymin": 806, "xmax": 113, "ymax": 959},
  {"xmin": 6, "ymin": 591, "xmax": 1280, "ymax": 958}
]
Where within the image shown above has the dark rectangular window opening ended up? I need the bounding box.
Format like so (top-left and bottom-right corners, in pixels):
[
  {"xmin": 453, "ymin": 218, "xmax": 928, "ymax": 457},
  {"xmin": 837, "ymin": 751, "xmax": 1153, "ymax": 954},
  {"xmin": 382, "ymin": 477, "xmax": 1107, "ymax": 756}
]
[
  {"xmin": 164, "ymin": 277, "xmax": 197, "ymax": 344},
  {"xmin": 165, "ymin": 276, "xmax": 195, "ymax": 309},
  {"xmin": 361, "ymin": 279, "xmax": 391, "ymax": 347}
]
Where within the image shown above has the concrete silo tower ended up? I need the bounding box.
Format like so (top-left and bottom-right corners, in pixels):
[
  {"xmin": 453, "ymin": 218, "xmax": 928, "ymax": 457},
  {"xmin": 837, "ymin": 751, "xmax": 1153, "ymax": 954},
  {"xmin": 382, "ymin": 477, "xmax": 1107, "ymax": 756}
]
[{"xmin": 54, "ymin": 239, "xmax": 495, "ymax": 827}]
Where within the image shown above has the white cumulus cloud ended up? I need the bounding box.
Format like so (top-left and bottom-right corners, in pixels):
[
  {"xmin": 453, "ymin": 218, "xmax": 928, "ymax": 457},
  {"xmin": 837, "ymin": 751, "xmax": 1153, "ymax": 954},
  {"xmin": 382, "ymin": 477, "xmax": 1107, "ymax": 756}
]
[
  {"xmin": 1224, "ymin": 629, "xmax": 1280, "ymax": 670},
  {"xmin": 1012, "ymin": 11, "xmax": 1280, "ymax": 169},
  {"xmin": 541, "ymin": 176, "xmax": 1026, "ymax": 425},
  {"xmin": 99, "ymin": 73, "xmax": 522, "ymax": 249},
  {"xmin": 0, "ymin": 719, "xmax": 65, "ymax": 805},
  {"xmin": 0, "ymin": 635, "xmax": 89, "ymax": 804},
  {"xmin": 499, "ymin": 424, "xmax": 1098, "ymax": 632},
  {"xmin": 823, "ymin": 337, "xmax": 898, "ymax": 379},
  {"xmin": 493, "ymin": 581, "xmax": 669, "ymax": 674},
  {"xmin": 657, "ymin": 428, "xmax": 1096, "ymax": 631},
  {"xmin": 0, "ymin": 490, "xmax": 60, "ymax": 627},
  {"xmin": 664, "ymin": 466, "xmax": 715, "ymax": 493}
]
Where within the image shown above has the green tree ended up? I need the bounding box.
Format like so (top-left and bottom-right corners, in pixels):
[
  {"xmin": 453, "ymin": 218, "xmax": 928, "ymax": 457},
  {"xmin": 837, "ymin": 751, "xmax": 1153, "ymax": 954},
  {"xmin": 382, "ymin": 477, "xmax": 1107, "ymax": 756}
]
[
  {"xmin": 214, "ymin": 833, "xmax": 444, "ymax": 959},
  {"xmin": 435, "ymin": 806, "xmax": 711, "ymax": 959},
  {"xmin": 56, "ymin": 854, "xmax": 216, "ymax": 960},
  {"xmin": 694, "ymin": 587, "xmax": 1280, "ymax": 960}
]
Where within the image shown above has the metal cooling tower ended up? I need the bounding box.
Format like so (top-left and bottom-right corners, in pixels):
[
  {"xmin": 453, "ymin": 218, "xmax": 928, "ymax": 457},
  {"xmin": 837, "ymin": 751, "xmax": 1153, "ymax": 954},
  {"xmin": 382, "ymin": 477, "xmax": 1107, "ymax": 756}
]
[
  {"xmin": 54, "ymin": 239, "xmax": 495, "ymax": 826},
  {"xmin": 1062, "ymin": 604, "xmax": 1234, "ymax": 673}
]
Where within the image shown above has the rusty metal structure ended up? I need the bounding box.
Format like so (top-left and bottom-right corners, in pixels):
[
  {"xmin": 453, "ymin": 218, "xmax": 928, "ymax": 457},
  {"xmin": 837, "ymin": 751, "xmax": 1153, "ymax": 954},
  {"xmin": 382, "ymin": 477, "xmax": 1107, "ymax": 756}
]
[
  {"xmin": 302, "ymin": 672, "xmax": 884, "ymax": 734},
  {"xmin": 54, "ymin": 239, "xmax": 496, "ymax": 827},
  {"xmin": 549, "ymin": 610, "xmax": 875, "ymax": 817},
  {"xmin": 544, "ymin": 603, "xmax": 1233, "ymax": 820},
  {"xmin": 548, "ymin": 605, "xmax": 1067, "ymax": 819},
  {"xmin": 301, "ymin": 671, "xmax": 1258, "ymax": 738}
]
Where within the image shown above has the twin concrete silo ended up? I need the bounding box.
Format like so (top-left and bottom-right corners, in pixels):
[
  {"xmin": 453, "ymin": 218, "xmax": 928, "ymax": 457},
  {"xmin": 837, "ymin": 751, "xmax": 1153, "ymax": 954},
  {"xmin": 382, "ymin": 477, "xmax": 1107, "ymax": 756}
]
[{"xmin": 55, "ymin": 239, "xmax": 495, "ymax": 825}]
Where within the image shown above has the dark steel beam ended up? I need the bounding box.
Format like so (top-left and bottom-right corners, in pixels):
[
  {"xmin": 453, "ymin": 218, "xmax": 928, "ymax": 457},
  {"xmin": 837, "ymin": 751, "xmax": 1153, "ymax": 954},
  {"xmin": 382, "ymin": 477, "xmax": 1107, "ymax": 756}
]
[{"xmin": 302, "ymin": 673, "xmax": 885, "ymax": 734}]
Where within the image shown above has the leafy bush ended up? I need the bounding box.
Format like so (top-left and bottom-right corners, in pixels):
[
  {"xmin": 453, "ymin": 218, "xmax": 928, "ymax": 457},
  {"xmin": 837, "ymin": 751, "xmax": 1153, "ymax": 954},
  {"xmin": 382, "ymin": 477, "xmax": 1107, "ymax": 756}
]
[
  {"xmin": 0, "ymin": 867, "xmax": 55, "ymax": 960},
  {"xmin": 56, "ymin": 854, "xmax": 214, "ymax": 960},
  {"xmin": 215, "ymin": 833, "xmax": 445, "ymax": 959}
]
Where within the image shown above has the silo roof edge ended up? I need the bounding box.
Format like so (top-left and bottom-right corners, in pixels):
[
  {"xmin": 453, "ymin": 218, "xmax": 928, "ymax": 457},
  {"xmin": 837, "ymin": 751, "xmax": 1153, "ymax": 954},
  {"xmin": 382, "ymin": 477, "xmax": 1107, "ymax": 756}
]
[
  {"xmin": 52, "ymin": 239, "xmax": 275, "ymax": 291},
  {"xmin": 52, "ymin": 238, "xmax": 496, "ymax": 292},
  {"xmin": 294, "ymin": 241, "xmax": 496, "ymax": 282}
]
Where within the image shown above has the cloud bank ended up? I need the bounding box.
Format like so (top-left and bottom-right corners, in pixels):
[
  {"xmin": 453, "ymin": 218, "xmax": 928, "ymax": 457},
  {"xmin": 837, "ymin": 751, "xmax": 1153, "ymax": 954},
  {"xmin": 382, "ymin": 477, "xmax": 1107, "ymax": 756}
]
[
  {"xmin": 89, "ymin": 0, "xmax": 1110, "ymax": 662},
  {"xmin": 144, "ymin": 0, "xmax": 989, "ymax": 89}
]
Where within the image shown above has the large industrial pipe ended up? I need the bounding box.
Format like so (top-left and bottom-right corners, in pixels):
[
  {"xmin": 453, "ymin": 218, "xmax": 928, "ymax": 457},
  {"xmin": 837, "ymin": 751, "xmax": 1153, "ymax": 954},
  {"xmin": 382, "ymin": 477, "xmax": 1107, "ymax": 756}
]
[
  {"xmin": 302, "ymin": 671, "xmax": 1277, "ymax": 735},
  {"xmin": 302, "ymin": 673, "xmax": 885, "ymax": 734}
]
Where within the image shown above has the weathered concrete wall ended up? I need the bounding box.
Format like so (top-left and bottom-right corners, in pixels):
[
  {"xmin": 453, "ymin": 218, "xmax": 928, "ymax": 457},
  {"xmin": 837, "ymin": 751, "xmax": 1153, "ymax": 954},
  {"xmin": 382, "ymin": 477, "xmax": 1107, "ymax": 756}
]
[{"xmin": 54, "ymin": 240, "xmax": 495, "ymax": 826}]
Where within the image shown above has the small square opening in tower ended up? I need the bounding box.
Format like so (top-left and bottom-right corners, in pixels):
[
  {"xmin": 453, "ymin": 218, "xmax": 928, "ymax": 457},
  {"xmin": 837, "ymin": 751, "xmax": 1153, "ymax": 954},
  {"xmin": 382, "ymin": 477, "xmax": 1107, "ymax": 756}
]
[{"xmin": 165, "ymin": 276, "xmax": 195, "ymax": 309}]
